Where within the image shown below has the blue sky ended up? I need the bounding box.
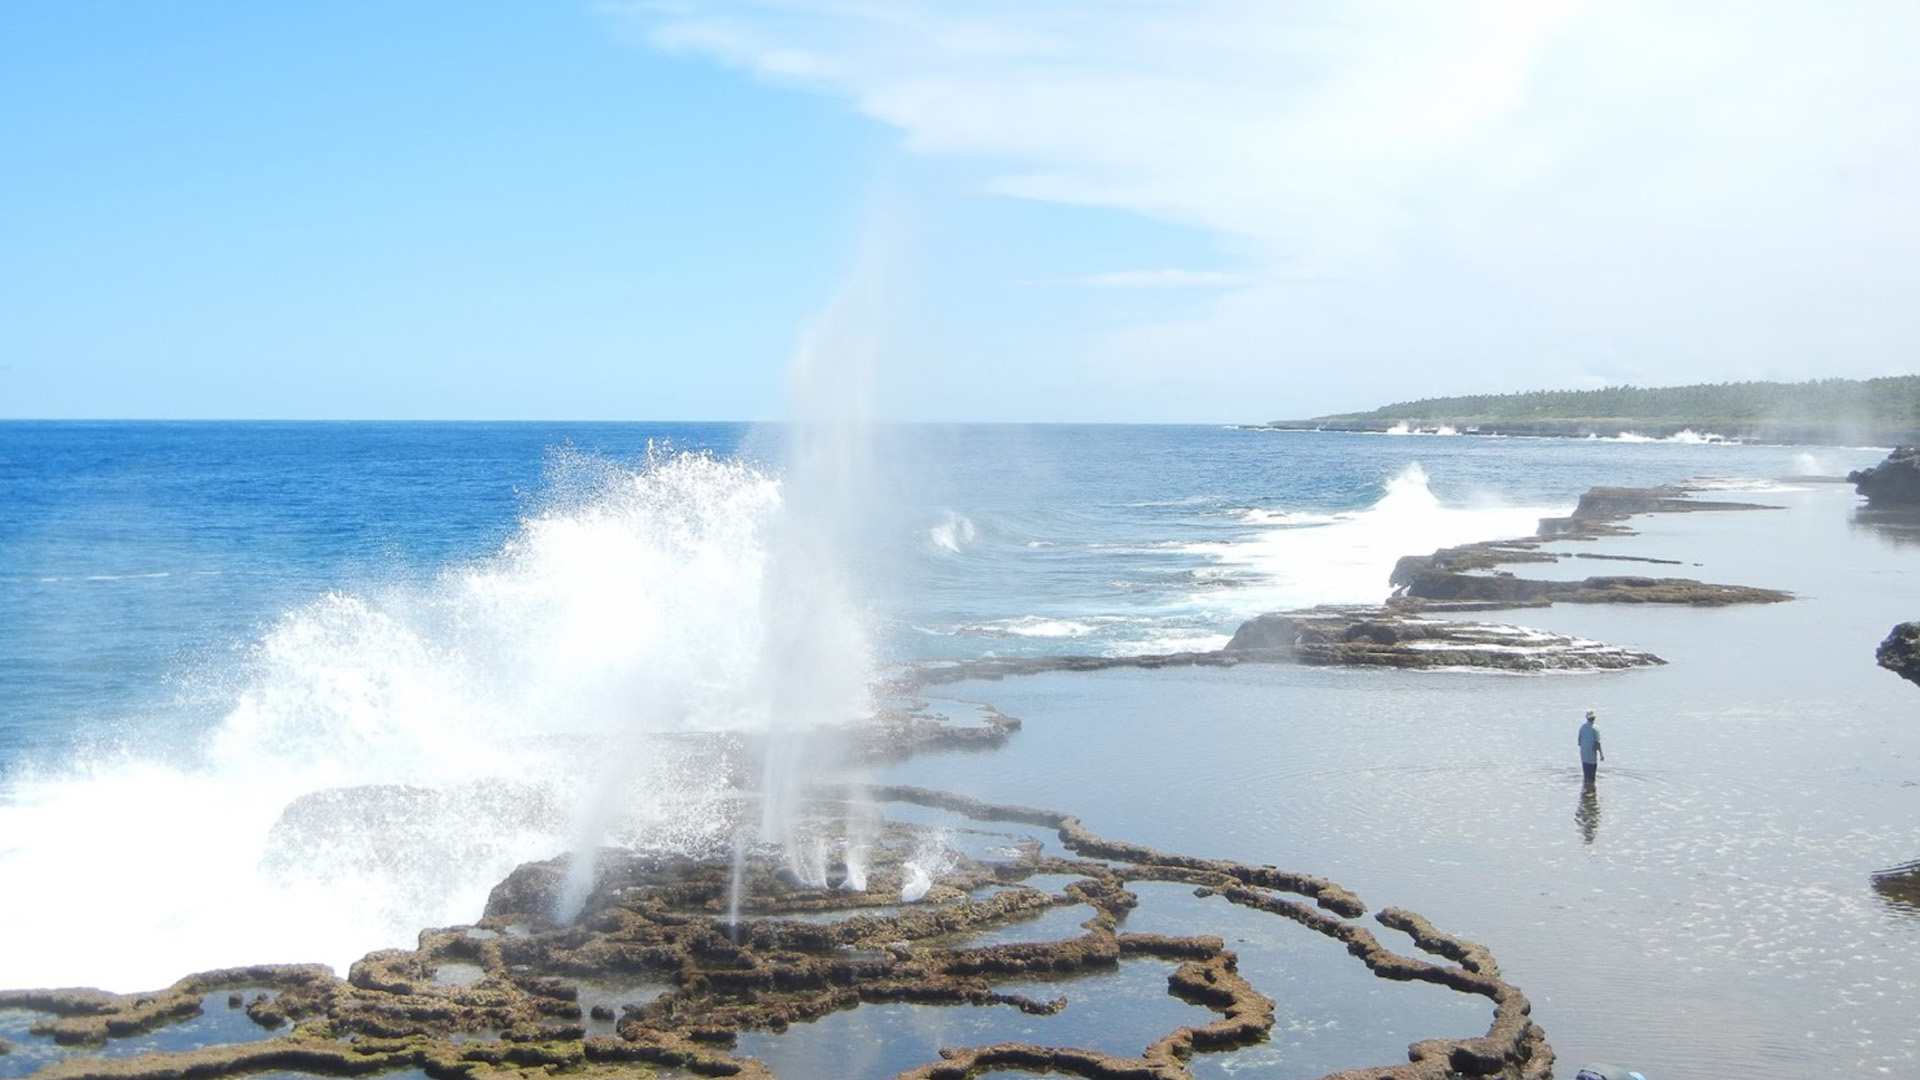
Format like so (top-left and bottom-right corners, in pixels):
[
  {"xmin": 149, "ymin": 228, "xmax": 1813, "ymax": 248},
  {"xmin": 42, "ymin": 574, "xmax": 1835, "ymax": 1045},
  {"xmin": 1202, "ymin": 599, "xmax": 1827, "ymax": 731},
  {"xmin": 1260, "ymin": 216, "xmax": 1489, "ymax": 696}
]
[{"xmin": 4, "ymin": 2, "xmax": 1917, "ymax": 421}]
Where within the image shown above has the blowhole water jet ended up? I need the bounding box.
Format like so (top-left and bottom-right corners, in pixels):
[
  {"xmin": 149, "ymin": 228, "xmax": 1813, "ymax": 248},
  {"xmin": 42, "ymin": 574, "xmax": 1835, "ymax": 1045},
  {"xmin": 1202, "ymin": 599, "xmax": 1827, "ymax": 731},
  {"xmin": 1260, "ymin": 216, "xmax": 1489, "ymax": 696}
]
[{"xmin": 715, "ymin": 230, "xmax": 892, "ymax": 932}]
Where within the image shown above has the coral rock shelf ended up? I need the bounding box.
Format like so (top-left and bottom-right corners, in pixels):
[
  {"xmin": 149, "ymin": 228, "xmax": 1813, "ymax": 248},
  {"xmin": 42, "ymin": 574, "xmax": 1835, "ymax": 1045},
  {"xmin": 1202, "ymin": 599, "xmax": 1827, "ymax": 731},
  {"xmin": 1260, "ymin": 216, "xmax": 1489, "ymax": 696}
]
[{"xmin": 0, "ymin": 786, "xmax": 1551, "ymax": 1080}]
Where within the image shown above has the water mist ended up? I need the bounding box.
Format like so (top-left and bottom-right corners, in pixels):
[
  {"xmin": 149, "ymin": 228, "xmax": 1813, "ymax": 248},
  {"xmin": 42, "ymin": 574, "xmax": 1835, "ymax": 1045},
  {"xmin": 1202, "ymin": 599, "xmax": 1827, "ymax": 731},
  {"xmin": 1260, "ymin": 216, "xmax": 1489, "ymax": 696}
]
[
  {"xmin": 730, "ymin": 242, "xmax": 888, "ymax": 922},
  {"xmin": 558, "ymin": 241, "xmax": 893, "ymax": 931}
]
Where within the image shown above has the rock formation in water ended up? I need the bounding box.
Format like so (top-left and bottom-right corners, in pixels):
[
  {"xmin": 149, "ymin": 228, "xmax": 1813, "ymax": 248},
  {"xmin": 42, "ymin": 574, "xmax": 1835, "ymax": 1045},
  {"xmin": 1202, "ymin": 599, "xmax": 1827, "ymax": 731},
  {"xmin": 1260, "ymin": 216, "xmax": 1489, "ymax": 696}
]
[
  {"xmin": 0, "ymin": 788, "xmax": 1554, "ymax": 1080},
  {"xmin": 1848, "ymin": 446, "xmax": 1920, "ymax": 507},
  {"xmin": 1389, "ymin": 485, "xmax": 1791, "ymax": 611},
  {"xmin": 1389, "ymin": 565, "xmax": 1791, "ymax": 608},
  {"xmin": 1222, "ymin": 608, "xmax": 1664, "ymax": 670},
  {"xmin": 1876, "ymin": 622, "xmax": 1920, "ymax": 689},
  {"xmin": 900, "ymin": 607, "xmax": 1666, "ymax": 684},
  {"xmin": 906, "ymin": 484, "xmax": 1801, "ymax": 686},
  {"xmin": 1872, "ymin": 860, "xmax": 1920, "ymax": 911}
]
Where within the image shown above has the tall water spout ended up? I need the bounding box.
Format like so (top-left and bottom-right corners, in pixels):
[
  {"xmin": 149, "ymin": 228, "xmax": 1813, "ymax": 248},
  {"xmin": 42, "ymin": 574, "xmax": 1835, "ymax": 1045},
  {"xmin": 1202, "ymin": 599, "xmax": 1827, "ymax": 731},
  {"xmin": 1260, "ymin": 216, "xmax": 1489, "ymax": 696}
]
[{"xmin": 724, "ymin": 233, "xmax": 891, "ymax": 921}]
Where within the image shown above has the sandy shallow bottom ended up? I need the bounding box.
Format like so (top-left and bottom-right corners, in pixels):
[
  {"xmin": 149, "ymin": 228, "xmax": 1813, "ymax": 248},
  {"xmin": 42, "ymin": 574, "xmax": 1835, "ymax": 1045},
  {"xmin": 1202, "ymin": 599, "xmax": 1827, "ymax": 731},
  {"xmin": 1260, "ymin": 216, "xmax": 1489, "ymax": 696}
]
[{"xmin": 881, "ymin": 483, "xmax": 1920, "ymax": 1080}]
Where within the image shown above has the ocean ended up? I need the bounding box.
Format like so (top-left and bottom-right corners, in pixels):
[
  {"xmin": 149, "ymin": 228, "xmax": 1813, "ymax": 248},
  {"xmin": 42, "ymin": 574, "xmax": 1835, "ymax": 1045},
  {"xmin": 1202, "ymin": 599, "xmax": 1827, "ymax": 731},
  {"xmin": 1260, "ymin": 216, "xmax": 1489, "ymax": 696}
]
[{"xmin": 0, "ymin": 421, "xmax": 1912, "ymax": 1078}]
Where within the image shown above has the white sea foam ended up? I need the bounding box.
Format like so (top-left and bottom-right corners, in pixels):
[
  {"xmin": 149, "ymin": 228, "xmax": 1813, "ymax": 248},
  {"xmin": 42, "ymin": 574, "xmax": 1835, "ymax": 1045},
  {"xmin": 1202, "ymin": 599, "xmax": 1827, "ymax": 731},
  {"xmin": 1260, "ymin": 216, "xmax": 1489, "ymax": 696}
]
[
  {"xmin": 955, "ymin": 615, "xmax": 1101, "ymax": 639},
  {"xmin": 1607, "ymin": 429, "xmax": 1737, "ymax": 444},
  {"xmin": 1686, "ymin": 476, "xmax": 1801, "ymax": 494},
  {"xmin": 1106, "ymin": 631, "xmax": 1233, "ymax": 656},
  {"xmin": 1233, "ymin": 508, "xmax": 1341, "ymax": 527},
  {"xmin": 1203, "ymin": 463, "xmax": 1567, "ymax": 611},
  {"xmin": 1669, "ymin": 428, "xmax": 1735, "ymax": 444},
  {"xmin": 927, "ymin": 511, "xmax": 977, "ymax": 553},
  {"xmin": 0, "ymin": 448, "xmax": 871, "ymax": 991}
]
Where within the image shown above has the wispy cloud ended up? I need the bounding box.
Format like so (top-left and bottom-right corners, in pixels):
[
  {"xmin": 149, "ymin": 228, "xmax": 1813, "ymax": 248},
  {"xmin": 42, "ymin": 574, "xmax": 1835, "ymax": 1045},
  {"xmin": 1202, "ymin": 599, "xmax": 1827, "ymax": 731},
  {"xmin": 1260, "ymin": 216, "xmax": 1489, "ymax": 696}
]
[
  {"xmin": 1047, "ymin": 269, "xmax": 1252, "ymax": 290},
  {"xmin": 622, "ymin": 0, "xmax": 1920, "ymax": 414}
]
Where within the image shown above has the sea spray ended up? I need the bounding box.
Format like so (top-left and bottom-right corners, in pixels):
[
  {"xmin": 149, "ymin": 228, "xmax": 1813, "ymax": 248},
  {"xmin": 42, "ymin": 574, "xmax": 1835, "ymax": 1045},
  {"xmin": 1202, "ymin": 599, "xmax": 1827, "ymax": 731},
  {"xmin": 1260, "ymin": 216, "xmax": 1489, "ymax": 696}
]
[
  {"xmin": 721, "ymin": 230, "xmax": 891, "ymax": 918},
  {"xmin": 928, "ymin": 511, "xmax": 977, "ymax": 553},
  {"xmin": 1210, "ymin": 463, "xmax": 1569, "ymax": 611},
  {"xmin": 0, "ymin": 447, "xmax": 819, "ymax": 991},
  {"xmin": 839, "ymin": 785, "xmax": 880, "ymax": 891},
  {"xmin": 899, "ymin": 831, "xmax": 956, "ymax": 903}
]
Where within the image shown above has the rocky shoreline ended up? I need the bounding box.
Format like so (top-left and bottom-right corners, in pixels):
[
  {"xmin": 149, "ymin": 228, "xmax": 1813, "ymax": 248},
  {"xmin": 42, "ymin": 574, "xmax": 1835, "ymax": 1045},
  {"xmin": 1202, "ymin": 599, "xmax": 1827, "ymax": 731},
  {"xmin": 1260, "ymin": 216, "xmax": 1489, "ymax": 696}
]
[
  {"xmin": 0, "ymin": 787, "xmax": 1551, "ymax": 1080},
  {"xmin": 0, "ymin": 483, "xmax": 1808, "ymax": 1080},
  {"xmin": 1254, "ymin": 419, "xmax": 1920, "ymax": 445},
  {"xmin": 1385, "ymin": 485, "xmax": 1790, "ymax": 612},
  {"xmin": 1847, "ymin": 446, "xmax": 1920, "ymax": 507},
  {"xmin": 904, "ymin": 483, "xmax": 1791, "ymax": 685}
]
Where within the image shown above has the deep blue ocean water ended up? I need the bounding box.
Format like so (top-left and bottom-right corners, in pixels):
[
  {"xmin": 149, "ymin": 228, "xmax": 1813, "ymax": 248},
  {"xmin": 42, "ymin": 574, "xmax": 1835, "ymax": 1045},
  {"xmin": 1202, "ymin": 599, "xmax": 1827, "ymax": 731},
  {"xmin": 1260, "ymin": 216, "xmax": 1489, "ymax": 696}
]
[
  {"xmin": 0, "ymin": 421, "xmax": 1904, "ymax": 1079},
  {"xmin": 0, "ymin": 421, "xmax": 1863, "ymax": 759}
]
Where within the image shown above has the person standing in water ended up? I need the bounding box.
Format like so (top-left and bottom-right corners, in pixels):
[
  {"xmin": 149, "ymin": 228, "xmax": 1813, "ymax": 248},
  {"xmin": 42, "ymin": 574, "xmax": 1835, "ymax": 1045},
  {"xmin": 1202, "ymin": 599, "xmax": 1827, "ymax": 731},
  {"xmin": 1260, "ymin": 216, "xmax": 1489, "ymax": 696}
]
[{"xmin": 1578, "ymin": 709, "xmax": 1604, "ymax": 783}]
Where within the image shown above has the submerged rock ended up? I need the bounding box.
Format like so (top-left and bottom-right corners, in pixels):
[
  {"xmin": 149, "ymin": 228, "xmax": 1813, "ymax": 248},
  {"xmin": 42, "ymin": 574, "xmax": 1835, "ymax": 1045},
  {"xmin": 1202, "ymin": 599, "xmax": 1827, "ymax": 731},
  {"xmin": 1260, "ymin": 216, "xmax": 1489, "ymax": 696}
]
[
  {"xmin": 1876, "ymin": 622, "xmax": 1920, "ymax": 689},
  {"xmin": 1390, "ymin": 566, "xmax": 1791, "ymax": 608},
  {"xmin": 1391, "ymin": 484, "xmax": 1791, "ymax": 611},
  {"xmin": 1849, "ymin": 446, "xmax": 1920, "ymax": 506},
  {"xmin": 1872, "ymin": 860, "xmax": 1920, "ymax": 911},
  {"xmin": 1224, "ymin": 608, "xmax": 1665, "ymax": 671}
]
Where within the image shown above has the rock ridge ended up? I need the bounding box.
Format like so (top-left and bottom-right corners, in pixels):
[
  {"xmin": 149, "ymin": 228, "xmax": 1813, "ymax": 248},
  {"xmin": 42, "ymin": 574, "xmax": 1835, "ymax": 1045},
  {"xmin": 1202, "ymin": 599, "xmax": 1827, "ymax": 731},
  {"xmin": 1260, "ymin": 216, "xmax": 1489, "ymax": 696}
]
[{"xmin": 0, "ymin": 790, "xmax": 1553, "ymax": 1080}]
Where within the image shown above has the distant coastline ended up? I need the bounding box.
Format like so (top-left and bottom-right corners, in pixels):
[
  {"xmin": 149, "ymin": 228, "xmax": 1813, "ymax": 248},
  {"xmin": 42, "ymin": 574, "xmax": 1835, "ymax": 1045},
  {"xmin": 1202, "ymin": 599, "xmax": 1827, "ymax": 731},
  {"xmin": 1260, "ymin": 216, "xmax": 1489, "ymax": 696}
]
[
  {"xmin": 1259, "ymin": 375, "xmax": 1920, "ymax": 446},
  {"xmin": 1249, "ymin": 418, "xmax": 1904, "ymax": 444}
]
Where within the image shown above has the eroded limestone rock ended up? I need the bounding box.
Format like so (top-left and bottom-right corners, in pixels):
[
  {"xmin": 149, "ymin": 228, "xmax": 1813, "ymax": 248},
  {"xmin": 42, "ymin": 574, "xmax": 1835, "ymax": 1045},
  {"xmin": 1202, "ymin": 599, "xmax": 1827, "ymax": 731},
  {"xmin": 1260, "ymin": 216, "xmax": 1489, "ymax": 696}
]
[
  {"xmin": 1222, "ymin": 608, "xmax": 1664, "ymax": 671},
  {"xmin": 1390, "ymin": 485, "xmax": 1790, "ymax": 611},
  {"xmin": 1876, "ymin": 622, "xmax": 1920, "ymax": 689},
  {"xmin": 0, "ymin": 790, "xmax": 1551, "ymax": 1080}
]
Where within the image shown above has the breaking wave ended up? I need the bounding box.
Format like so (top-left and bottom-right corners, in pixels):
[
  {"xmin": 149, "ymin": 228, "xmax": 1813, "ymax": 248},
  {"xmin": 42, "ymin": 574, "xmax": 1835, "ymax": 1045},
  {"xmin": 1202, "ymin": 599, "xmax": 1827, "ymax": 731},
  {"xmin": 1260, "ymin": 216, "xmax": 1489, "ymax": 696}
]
[
  {"xmin": 1203, "ymin": 464, "xmax": 1567, "ymax": 613},
  {"xmin": 0, "ymin": 448, "xmax": 870, "ymax": 991}
]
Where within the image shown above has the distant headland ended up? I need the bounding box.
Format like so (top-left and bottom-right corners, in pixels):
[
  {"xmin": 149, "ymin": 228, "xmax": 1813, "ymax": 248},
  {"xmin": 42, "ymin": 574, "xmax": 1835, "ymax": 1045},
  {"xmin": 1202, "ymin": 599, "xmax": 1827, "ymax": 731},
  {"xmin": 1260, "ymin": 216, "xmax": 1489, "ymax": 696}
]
[{"xmin": 1260, "ymin": 375, "xmax": 1920, "ymax": 446}]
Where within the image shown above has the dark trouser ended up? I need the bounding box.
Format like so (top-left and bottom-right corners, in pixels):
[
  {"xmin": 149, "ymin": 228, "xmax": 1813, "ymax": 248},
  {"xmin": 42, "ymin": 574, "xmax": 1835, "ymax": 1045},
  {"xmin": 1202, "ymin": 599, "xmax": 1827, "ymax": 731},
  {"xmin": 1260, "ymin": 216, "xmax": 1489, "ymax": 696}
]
[{"xmin": 1582, "ymin": 762, "xmax": 1598, "ymax": 783}]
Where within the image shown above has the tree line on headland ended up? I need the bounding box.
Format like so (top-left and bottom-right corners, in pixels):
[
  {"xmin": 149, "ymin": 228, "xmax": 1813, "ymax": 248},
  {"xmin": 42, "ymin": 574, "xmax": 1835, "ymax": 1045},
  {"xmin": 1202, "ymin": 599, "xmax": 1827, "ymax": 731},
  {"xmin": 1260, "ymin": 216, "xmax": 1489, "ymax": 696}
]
[{"xmin": 1268, "ymin": 375, "xmax": 1920, "ymax": 445}]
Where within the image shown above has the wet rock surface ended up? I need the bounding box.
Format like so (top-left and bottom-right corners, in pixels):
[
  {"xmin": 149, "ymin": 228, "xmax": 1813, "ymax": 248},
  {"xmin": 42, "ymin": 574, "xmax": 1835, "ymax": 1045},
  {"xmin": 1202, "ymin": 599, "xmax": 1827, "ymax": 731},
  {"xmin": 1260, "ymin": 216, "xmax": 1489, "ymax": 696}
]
[
  {"xmin": 0, "ymin": 788, "xmax": 1551, "ymax": 1080},
  {"xmin": 1876, "ymin": 622, "xmax": 1920, "ymax": 689},
  {"xmin": 1872, "ymin": 860, "xmax": 1920, "ymax": 912},
  {"xmin": 906, "ymin": 611, "xmax": 1664, "ymax": 681},
  {"xmin": 912, "ymin": 485, "xmax": 1790, "ymax": 685},
  {"xmin": 1848, "ymin": 446, "xmax": 1920, "ymax": 507},
  {"xmin": 6, "ymin": 481, "xmax": 1803, "ymax": 1080},
  {"xmin": 1390, "ymin": 485, "xmax": 1790, "ymax": 611},
  {"xmin": 1222, "ymin": 608, "xmax": 1664, "ymax": 670}
]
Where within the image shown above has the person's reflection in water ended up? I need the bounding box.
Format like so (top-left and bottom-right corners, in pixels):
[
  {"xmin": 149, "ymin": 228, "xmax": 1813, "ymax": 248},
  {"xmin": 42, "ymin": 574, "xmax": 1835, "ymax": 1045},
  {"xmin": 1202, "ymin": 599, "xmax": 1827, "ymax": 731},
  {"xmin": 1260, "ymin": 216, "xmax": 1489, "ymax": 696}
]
[{"xmin": 1576, "ymin": 780, "xmax": 1601, "ymax": 845}]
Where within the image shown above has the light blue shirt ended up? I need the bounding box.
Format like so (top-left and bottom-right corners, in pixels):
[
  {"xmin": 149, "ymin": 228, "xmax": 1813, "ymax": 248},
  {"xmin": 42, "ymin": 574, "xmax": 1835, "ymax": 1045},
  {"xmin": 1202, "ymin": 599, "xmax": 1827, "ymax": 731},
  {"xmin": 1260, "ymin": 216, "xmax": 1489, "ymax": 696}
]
[{"xmin": 1578, "ymin": 720, "xmax": 1603, "ymax": 764}]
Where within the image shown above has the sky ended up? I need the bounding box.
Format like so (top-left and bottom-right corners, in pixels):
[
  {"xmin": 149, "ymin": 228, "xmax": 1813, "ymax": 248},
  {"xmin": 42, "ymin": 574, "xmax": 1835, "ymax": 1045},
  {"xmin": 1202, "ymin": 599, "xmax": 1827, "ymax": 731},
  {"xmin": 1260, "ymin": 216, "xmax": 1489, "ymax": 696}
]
[{"xmin": 2, "ymin": 1, "xmax": 1917, "ymax": 422}]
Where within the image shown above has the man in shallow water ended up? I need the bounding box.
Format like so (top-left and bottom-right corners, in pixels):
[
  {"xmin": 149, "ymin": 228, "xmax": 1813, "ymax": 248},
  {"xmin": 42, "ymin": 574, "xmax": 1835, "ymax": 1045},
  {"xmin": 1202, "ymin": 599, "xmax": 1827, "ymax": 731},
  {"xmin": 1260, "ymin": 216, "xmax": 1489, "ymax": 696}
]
[{"xmin": 1579, "ymin": 709, "xmax": 1605, "ymax": 783}]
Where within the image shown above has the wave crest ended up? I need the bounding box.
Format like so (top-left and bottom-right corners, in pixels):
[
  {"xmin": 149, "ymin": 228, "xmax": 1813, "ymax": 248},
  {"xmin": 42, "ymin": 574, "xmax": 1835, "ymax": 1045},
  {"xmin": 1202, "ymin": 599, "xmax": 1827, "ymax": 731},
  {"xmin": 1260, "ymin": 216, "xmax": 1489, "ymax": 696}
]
[{"xmin": 0, "ymin": 447, "xmax": 870, "ymax": 990}]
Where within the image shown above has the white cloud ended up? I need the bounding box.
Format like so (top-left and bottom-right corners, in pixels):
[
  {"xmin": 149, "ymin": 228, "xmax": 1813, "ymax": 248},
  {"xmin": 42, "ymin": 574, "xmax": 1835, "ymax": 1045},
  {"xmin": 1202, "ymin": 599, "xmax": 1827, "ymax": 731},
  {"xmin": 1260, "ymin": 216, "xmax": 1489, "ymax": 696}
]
[{"xmin": 624, "ymin": 0, "xmax": 1920, "ymax": 416}]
